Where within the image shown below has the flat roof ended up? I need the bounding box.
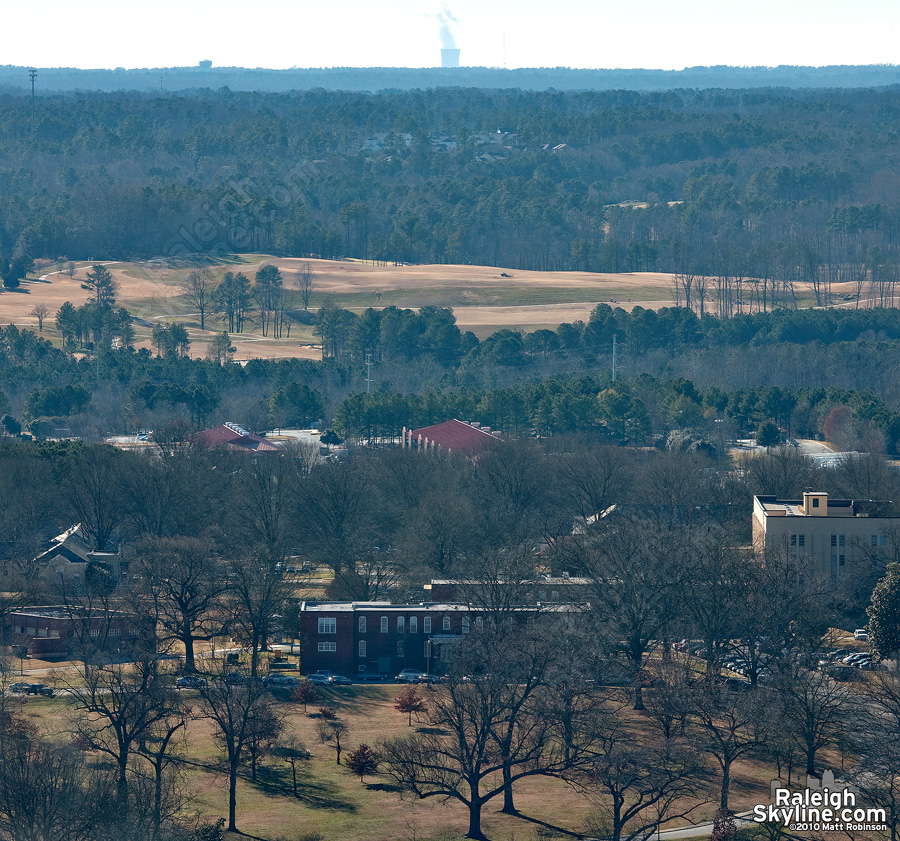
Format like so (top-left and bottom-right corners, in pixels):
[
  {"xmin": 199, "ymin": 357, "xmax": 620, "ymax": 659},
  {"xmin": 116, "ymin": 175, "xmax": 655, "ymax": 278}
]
[
  {"xmin": 754, "ymin": 495, "xmax": 891, "ymax": 518},
  {"xmin": 300, "ymin": 601, "xmax": 586, "ymax": 613}
]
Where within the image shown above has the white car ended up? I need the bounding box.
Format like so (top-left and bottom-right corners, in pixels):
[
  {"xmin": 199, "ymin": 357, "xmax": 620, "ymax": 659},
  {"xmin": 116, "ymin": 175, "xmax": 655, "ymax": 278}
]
[
  {"xmin": 264, "ymin": 674, "xmax": 299, "ymax": 687},
  {"xmin": 854, "ymin": 629, "xmax": 869, "ymax": 641}
]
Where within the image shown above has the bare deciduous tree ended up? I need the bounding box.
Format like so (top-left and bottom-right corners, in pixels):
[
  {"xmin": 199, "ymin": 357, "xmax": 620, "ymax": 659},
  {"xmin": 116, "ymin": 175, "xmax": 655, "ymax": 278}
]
[
  {"xmin": 199, "ymin": 668, "xmax": 276, "ymax": 833},
  {"xmin": 180, "ymin": 267, "xmax": 217, "ymax": 331},
  {"xmin": 30, "ymin": 303, "xmax": 48, "ymax": 331},
  {"xmin": 298, "ymin": 262, "xmax": 315, "ymax": 311}
]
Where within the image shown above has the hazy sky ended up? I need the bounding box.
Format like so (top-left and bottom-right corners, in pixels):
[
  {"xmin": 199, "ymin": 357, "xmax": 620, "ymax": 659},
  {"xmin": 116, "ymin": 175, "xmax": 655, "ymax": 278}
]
[{"xmin": 4, "ymin": 0, "xmax": 898, "ymax": 71}]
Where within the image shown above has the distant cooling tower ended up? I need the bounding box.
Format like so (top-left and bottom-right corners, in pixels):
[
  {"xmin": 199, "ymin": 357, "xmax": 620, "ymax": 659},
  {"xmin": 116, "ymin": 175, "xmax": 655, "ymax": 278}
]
[{"xmin": 441, "ymin": 49, "xmax": 460, "ymax": 68}]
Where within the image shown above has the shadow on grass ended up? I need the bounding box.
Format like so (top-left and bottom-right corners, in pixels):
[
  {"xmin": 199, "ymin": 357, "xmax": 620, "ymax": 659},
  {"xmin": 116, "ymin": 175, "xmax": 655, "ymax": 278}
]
[
  {"xmin": 247, "ymin": 763, "xmax": 357, "ymax": 812},
  {"xmin": 365, "ymin": 781, "xmax": 403, "ymax": 793},
  {"xmin": 415, "ymin": 726, "xmax": 450, "ymax": 736},
  {"xmin": 512, "ymin": 811, "xmax": 588, "ymax": 839}
]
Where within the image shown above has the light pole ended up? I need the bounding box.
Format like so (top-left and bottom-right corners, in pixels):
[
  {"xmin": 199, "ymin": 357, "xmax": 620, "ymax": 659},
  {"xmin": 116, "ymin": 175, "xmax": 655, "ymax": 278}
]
[{"xmin": 28, "ymin": 69, "xmax": 37, "ymax": 135}]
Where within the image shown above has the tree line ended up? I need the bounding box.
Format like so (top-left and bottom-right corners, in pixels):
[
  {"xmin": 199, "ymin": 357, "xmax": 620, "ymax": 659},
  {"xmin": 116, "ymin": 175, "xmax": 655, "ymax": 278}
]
[{"xmin": 6, "ymin": 86, "xmax": 900, "ymax": 284}]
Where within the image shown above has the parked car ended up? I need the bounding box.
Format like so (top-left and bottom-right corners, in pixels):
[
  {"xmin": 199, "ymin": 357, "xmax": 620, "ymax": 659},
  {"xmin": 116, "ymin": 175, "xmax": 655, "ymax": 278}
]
[
  {"xmin": 26, "ymin": 683, "xmax": 53, "ymax": 697},
  {"xmin": 9, "ymin": 682, "xmax": 30, "ymax": 693},
  {"xmin": 264, "ymin": 674, "xmax": 299, "ymax": 687},
  {"xmin": 329, "ymin": 675, "xmax": 353, "ymax": 686},
  {"xmin": 672, "ymin": 639, "xmax": 690, "ymax": 651},
  {"xmin": 224, "ymin": 672, "xmax": 248, "ymax": 685},
  {"xmin": 176, "ymin": 676, "xmax": 208, "ymax": 689},
  {"xmin": 395, "ymin": 669, "xmax": 428, "ymax": 684},
  {"xmin": 854, "ymin": 629, "xmax": 869, "ymax": 641},
  {"xmin": 307, "ymin": 671, "xmax": 335, "ymax": 685},
  {"xmin": 843, "ymin": 653, "xmax": 868, "ymax": 665}
]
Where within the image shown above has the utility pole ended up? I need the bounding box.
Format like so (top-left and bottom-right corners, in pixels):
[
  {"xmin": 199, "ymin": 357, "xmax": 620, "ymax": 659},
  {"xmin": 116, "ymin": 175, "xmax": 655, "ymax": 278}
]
[
  {"xmin": 29, "ymin": 69, "xmax": 37, "ymax": 135},
  {"xmin": 365, "ymin": 352, "xmax": 373, "ymax": 394},
  {"xmin": 612, "ymin": 335, "xmax": 617, "ymax": 383}
]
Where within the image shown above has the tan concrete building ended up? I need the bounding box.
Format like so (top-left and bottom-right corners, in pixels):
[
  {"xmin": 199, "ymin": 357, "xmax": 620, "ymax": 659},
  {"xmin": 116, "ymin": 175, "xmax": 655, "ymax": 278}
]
[{"xmin": 753, "ymin": 492, "xmax": 897, "ymax": 582}]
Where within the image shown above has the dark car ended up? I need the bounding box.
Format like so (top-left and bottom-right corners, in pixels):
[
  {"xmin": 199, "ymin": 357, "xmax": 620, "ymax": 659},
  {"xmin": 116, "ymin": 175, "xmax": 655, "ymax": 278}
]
[
  {"xmin": 26, "ymin": 683, "xmax": 53, "ymax": 697},
  {"xmin": 9, "ymin": 682, "xmax": 30, "ymax": 694},
  {"xmin": 329, "ymin": 675, "xmax": 353, "ymax": 686}
]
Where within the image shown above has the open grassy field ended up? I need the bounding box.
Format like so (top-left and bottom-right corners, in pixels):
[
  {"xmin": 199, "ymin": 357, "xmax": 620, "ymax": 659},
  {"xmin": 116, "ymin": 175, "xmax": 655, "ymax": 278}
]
[
  {"xmin": 13, "ymin": 678, "xmax": 846, "ymax": 841},
  {"xmin": 0, "ymin": 255, "xmax": 860, "ymax": 362}
]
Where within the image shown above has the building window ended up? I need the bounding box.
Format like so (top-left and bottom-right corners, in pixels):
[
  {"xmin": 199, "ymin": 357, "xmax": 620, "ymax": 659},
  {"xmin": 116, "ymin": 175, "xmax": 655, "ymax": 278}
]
[
  {"xmin": 423, "ymin": 616, "xmax": 431, "ymax": 634},
  {"xmin": 48, "ymin": 630, "xmax": 59, "ymax": 639},
  {"xmin": 462, "ymin": 617, "xmax": 470, "ymax": 634},
  {"xmin": 397, "ymin": 640, "xmax": 404, "ymax": 657},
  {"xmin": 812, "ymin": 498, "xmax": 819, "ymax": 508},
  {"xmin": 475, "ymin": 616, "xmax": 483, "ymax": 630},
  {"xmin": 838, "ymin": 535, "xmax": 845, "ymax": 547},
  {"xmin": 318, "ymin": 641, "xmax": 336, "ymax": 652},
  {"xmin": 359, "ymin": 640, "xmax": 366, "ymax": 658},
  {"xmin": 409, "ymin": 616, "xmax": 417, "ymax": 633},
  {"xmin": 790, "ymin": 535, "xmax": 796, "ymax": 546},
  {"xmin": 831, "ymin": 535, "xmax": 837, "ymax": 547},
  {"xmin": 443, "ymin": 617, "xmax": 451, "ymax": 631},
  {"xmin": 89, "ymin": 629, "xmax": 99, "ymax": 637},
  {"xmin": 381, "ymin": 616, "xmax": 388, "ymax": 633},
  {"xmin": 318, "ymin": 617, "xmax": 336, "ymax": 635},
  {"xmin": 551, "ymin": 591, "xmax": 559, "ymax": 601},
  {"xmin": 798, "ymin": 535, "xmax": 805, "ymax": 547},
  {"xmin": 872, "ymin": 534, "xmax": 879, "ymax": 547},
  {"xmin": 38, "ymin": 628, "xmax": 47, "ymax": 638},
  {"xmin": 109, "ymin": 628, "xmax": 121, "ymax": 637},
  {"xmin": 359, "ymin": 616, "xmax": 366, "ymax": 633},
  {"xmin": 397, "ymin": 616, "xmax": 405, "ymax": 633}
]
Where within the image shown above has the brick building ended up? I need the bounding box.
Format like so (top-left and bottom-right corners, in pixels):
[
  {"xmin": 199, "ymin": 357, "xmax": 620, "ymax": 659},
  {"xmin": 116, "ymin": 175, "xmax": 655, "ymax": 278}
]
[
  {"xmin": 5, "ymin": 606, "xmax": 147, "ymax": 658},
  {"xmin": 299, "ymin": 602, "xmax": 489, "ymax": 677},
  {"xmin": 299, "ymin": 600, "xmax": 580, "ymax": 677}
]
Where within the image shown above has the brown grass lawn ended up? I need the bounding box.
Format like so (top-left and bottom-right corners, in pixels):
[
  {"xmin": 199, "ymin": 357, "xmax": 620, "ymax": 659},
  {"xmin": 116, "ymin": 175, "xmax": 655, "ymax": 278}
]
[
  {"xmin": 12, "ymin": 681, "xmax": 844, "ymax": 841},
  {"xmin": 0, "ymin": 255, "xmax": 847, "ymax": 360}
]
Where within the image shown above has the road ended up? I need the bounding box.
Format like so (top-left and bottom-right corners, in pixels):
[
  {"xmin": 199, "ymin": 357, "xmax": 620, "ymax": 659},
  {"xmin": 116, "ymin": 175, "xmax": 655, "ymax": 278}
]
[{"xmin": 656, "ymin": 812, "xmax": 757, "ymax": 840}]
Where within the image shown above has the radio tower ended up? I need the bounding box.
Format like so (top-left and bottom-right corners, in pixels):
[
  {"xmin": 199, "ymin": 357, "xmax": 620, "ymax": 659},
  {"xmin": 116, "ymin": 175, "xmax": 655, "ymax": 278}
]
[{"xmin": 29, "ymin": 69, "xmax": 37, "ymax": 135}]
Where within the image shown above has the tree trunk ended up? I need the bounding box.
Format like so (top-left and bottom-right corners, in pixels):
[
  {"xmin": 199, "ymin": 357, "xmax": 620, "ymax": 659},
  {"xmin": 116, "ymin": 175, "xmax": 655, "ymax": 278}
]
[
  {"xmin": 633, "ymin": 682, "xmax": 645, "ymax": 711},
  {"xmin": 117, "ymin": 753, "xmax": 129, "ymax": 810},
  {"xmin": 466, "ymin": 800, "xmax": 486, "ymax": 840},
  {"xmin": 806, "ymin": 744, "xmax": 816, "ymax": 777},
  {"xmin": 182, "ymin": 625, "xmax": 196, "ymax": 672},
  {"xmin": 228, "ymin": 763, "xmax": 238, "ymax": 832},
  {"xmin": 721, "ymin": 761, "xmax": 731, "ymax": 810},
  {"xmin": 153, "ymin": 763, "xmax": 163, "ymax": 841},
  {"xmin": 501, "ymin": 761, "xmax": 517, "ymax": 814}
]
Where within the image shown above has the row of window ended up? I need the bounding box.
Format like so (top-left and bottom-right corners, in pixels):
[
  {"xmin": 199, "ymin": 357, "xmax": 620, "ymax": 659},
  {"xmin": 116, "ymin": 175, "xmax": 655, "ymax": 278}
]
[
  {"xmin": 318, "ymin": 615, "xmax": 483, "ymax": 635},
  {"xmin": 790, "ymin": 533, "xmax": 887, "ymax": 549},
  {"xmin": 16, "ymin": 626, "xmax": 61, "ymax": 638},
  {"xmin": 317, "ymin": 640, "xmax": 435, "ymax": 659}
]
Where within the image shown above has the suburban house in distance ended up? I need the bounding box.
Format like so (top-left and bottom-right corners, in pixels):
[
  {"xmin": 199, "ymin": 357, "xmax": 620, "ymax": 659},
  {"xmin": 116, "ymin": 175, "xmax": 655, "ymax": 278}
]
[
  {"xmin": 31, "ymin": 524, "xmax": 122, "ymax": 583},
  {"xmin": 753, "ymin": 491, "xmax": 898, "ymax": 582}
]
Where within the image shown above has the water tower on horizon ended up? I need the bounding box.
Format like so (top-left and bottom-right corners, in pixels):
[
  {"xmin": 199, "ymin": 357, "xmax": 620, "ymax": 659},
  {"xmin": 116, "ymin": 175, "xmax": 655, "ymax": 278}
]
[{"xmin": 441, "ymin": 49, "xmax": 460, "ymax": 68}]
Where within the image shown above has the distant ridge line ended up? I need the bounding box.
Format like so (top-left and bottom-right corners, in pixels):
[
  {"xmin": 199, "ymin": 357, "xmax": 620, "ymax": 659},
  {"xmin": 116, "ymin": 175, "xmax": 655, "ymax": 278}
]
[{"xmin": 2, "ymin": 64, "xmax": 900, "ymax": 93}]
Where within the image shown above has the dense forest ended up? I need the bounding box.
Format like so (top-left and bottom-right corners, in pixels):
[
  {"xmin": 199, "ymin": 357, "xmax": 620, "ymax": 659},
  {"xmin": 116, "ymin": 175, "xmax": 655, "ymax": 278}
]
[
  {"xmin": 3, "ymin": 85, "xmax": 900, "ymax": 290},
  {"xmin": 5, "ymin": 303, "xmax": 900, "ymax": 453}
]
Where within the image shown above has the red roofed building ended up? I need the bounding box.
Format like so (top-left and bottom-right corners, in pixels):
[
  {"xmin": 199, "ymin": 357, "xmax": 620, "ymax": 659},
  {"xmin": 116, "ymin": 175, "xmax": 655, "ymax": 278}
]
[
  {"xmin": 193, "ymin": 422, "xmax": 280, "ymax": 454},
  {"xmin": 402, "ymin": 419, "xmax": 501, "ymax": 456}
]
